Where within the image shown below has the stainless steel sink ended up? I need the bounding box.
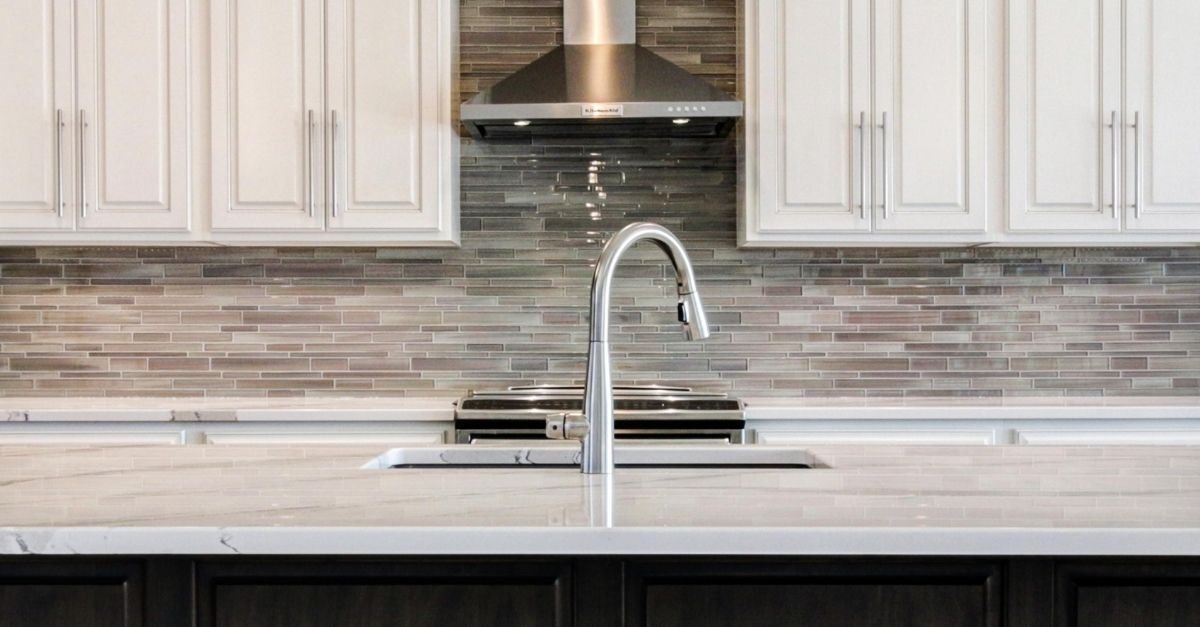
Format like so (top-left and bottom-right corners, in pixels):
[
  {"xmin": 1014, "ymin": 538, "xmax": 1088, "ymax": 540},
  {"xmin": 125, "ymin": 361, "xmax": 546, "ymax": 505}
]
[{"xmin": 362, "ymin": 444, "xmax": 818, "ymax": 469}]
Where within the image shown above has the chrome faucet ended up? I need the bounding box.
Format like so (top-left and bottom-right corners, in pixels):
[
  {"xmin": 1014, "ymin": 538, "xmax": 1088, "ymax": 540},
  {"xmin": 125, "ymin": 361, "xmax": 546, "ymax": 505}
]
[{"xmin": 545, "ymin": 222, "xmax": 710, "ymax": 474}]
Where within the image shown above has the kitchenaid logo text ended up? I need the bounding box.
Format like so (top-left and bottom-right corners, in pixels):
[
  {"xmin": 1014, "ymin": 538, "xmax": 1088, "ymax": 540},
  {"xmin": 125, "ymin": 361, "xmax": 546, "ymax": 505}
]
[{"xmin": 582, "ymin": 104, "xmax": 624, "ymax": 117}]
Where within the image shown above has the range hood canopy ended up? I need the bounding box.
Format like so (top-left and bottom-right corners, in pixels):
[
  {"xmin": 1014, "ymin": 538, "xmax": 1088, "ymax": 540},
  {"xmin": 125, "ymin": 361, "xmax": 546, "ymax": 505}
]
[{"xmin": 461, "ymin": 0, "xmax": 743, "ymax": 139}]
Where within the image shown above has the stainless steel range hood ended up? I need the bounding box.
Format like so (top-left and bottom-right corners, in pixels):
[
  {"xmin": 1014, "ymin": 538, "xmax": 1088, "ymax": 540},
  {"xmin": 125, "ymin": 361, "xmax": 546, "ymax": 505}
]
[{"xmin": 461, "ymin": 0, "xmax": 743, "ymax": 139}]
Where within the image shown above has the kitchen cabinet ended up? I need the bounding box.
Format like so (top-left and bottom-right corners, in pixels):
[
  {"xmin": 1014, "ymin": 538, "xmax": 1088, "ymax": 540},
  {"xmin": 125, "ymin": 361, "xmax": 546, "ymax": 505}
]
[
  {"xmin": 1014, "ymin": 429, "xmax": 1200, "ymax": 446},
  {"xmin": 200, "ymin": 430, "xmax": 443, "ymax": 445},
  {"xmin": 756, "ymin": 429, "xmax": 997, "ymax": 446},
  {"xmin": 210, "ymin": 0, "xmax": 458, "ymax": 245},
  {"xmin": 195, "ymin": 560, "xmax": 569, "ymax": 627},
  {"xmin": 1008, "ymin": 0, "xmax": 1200, "ymax": 235},
  {"xmin": 0, "ymin": 0, "xmax": 190, "ymax": 238},
  {"xmin": 75, "ymin": 0, "xmax": 192, "ymax": 233},
  {"xmin": 0, "ymin": 430, "xmax": 184, "ymax": 446},
  {"xmin": 0, "ymin": 1, "xmax": 72, "ymax": 232},
  {"xmin": 628, "ymin": 560, "xmax": 1002, "ymax": 627},
  {"xmin": 1123, "ymin": 0, "xmax": 1200, "ymax": 232},
  {"xmin": 0, "ymin": 561, "xmax": 144, "ymax": 627},
  {"xmin": 741, "ymin": 0, "xmax": 987, "ymax": 245},
  {"xmin": 1007, "ymin": 0, "xmax": 1122, "ymax": 233},
  {"xmin": 750, "ymin": 417, "xmax": 1200, "ymax": 446},
  {"xmin": 6, "ymin": 557, "xmax": 1200, "ymax": 626}
]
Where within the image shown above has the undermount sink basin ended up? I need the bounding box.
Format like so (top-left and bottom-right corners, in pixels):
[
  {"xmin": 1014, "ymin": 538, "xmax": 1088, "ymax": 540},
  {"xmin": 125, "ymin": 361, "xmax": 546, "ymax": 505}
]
[{"xmin": 362, "ymin": 444, "xmax": 819, "ymax": 470}]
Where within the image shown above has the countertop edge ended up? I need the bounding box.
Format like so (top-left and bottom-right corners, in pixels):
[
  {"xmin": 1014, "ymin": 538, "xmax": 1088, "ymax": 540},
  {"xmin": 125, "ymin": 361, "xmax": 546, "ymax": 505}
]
[
  {"xmin": 4, "ymin": 527, "xmax": 1199, "ymax": 557},
  {"xmin": 1, "ymin": 397, "xmax": 1197, "ymax": 423}
]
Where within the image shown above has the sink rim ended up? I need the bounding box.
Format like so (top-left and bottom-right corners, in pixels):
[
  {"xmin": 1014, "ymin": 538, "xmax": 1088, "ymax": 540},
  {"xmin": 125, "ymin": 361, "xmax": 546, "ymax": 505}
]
[{"xmin": 362, "ymin": 444, "xmax": 819, "ymax": 470}]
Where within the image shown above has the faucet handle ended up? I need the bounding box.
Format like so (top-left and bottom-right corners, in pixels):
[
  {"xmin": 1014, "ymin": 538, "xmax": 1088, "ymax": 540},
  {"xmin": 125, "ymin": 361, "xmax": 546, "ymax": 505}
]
[{"xmin": 545, "ymin": 412, "xmax": 588, "ymax": 441}]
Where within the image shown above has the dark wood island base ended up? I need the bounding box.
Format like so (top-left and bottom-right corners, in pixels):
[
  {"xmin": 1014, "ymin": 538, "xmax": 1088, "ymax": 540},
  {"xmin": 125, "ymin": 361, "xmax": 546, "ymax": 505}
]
[{"xmin": 3, "ymin": 556, "xmax": 1199, "ymax": 626}]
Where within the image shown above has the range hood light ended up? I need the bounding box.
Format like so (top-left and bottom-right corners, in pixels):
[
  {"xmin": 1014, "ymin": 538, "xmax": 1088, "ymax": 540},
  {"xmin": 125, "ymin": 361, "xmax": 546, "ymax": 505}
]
[
  {"xmin": 513, "ymin": 120, "xmax": 532, "ymax": 127},
  {"xmin": 672, "ymin": 118, "xmax": 691, "ymax": 125}
]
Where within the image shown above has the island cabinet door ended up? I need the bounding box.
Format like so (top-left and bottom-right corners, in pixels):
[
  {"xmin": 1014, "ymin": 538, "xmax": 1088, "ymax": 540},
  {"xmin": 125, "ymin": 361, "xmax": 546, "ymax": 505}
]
[
  {"xmin": 0, "ymin": 560, "xmax": 144, "ymax": 627},
  {"xmin": 624, "ymin": 560, "xmax": 1003, "ymax": 627},
  {"xmin": 194, "ymin": 560, "xmax": 572, "ymax": 627},
  {"xmin": 1057, "ymin": 561, "xmax": 1200, "ymax": 627}
]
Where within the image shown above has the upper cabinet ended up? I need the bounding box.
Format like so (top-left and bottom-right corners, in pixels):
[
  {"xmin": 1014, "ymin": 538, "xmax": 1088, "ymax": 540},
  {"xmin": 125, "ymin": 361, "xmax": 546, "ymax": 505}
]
[
  {"xmin": 1123, "ymin": 0, "xmax": 1200, "ymax": 232},
  {"xmin": 0, "ymin": 1, "xmax": 72, "ymax": 232},
  {"xmin": 0, "ymin": 0, "xmax": 456, "ymax": 246},
  {"xmin": 743, "ymin": 0, "xmax": 1200, "ymax": 246},
  {"xmin": 210, "ymin": 0, "xmax": 324, "ymax": 232},
  {"xmin": 210, "ymin": 0, "xmax": 458, "ymax": 245},
  {"xmin": 1008, "ymin": 0, "xmax": 1123, "ymax": 232},
  {"xmin": 0, "ymin": 0, "xmax": 190, "ymax": 238},
  {"xmin": 741, "ymin": 0, "xmax": 988, "ymax": 246},
  {"xmin": 1010, "ymin": 0, "xmax": 1200, "ymax": 235},
  {"xmin": 77, "ymin": 0, "xmax": 192, "ymax": 232}
]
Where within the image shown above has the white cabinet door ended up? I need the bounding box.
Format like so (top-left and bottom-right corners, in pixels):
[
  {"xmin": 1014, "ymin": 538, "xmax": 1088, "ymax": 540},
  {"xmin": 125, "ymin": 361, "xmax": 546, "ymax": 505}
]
[
  {"xmin": 1015, "ymin": 429, "xmax": 1200, "ymax": 445},
  {"xmin": 873, "ymin": 0, "xmax": 986, "ymax": 233},
  {"xmin": 1124, "ymin": 0, "xmax": 1200, "ymax": 232},
  {"xmin": 0, "ymin": 431, "xmax": 183, "ymax": 445},
  {"xmin": 742, "ymin": 0, "xmax": 872, "ymax": 238},
  {"xmin": 203, "ymin": 431, "xmax": 444, "ymax": 445},
  {"xmin": 75, "ymin": 0, "xmax": 190, "ymax": 232},
  {"xmin": 1008, "ymin": 0, "xmax": 1123, "ymax": 232},
  {"xmin": 324, "ymin": 0, "xmax": 455, "ymax": 237},
  {"xmin": 757, "ymin": 430, "xmax": 997, "ymax": 446},
  {"xmin": 211, "ymin": 0, "xmax": 324, "ymax": 231},
  {"xmin": 0, "ymin": 0, "xmax": 73, "ymax": 231}
]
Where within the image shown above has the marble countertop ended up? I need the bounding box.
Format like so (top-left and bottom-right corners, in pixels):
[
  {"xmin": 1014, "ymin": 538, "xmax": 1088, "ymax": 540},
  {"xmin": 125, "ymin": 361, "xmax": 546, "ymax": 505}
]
[
  {"xmin": 0, "ymin": 396, "xmax": 1196, "ymax": 422},
  {"xmin": 2, "ymin": 444, "xmax": 1198, "ymax": 556}
]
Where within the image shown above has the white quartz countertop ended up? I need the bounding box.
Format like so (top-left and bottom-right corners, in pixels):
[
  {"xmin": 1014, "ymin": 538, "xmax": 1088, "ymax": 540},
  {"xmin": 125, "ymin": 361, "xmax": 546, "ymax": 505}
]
[
  {"xmin": 0, "ymin": 396, "xmax": 1196, "ymax": 422},
  {"xmin": 2, "ymin": 444, "xmax": 1199, "ymax": 556}
]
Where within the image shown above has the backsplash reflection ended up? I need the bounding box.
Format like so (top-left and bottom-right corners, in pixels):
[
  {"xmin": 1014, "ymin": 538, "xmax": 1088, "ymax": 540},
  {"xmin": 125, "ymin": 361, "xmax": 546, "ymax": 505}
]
[{"xmin": 2, "ymin": 239, "xmax": 1197, "ymax": 398}]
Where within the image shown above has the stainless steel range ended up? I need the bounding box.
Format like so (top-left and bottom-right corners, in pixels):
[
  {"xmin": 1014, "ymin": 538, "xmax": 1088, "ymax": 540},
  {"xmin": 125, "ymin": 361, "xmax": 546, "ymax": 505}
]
[{"xmin": 453, "ymin": 385, "xmax": 746, "ymax": 444}]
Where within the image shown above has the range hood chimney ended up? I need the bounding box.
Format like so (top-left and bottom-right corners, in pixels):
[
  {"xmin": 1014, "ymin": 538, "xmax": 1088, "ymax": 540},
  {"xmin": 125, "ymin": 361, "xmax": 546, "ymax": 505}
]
[{"xmin": 461, "ymin": 0, "xmax": 743, "ymax": 139}]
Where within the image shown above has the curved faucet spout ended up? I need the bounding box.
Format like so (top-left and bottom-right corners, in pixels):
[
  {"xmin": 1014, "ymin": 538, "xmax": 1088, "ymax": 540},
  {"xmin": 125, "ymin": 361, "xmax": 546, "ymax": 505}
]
[
  {"xmin": 557, "ymin": 222, "xmax": 711, "ymax": 475},
  {"xmin": 589, "ymin": 222, "xmax": 710, "ymax": 343}
]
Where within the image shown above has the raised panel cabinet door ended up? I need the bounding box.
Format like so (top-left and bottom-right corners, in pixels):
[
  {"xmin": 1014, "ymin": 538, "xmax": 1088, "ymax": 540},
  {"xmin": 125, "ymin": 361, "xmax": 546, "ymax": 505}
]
[
  {"xmin": 1124, "ymin": 0, "xmax": 1200, "ymax": 232},
  {"xmin": 0, "ymin": 561, "xmax": 144, "ymax": 627},
  {"xmin": 75, "ymin": 0, "xmax": 190, "ymax": 232},
  {"xmin": 742, "ymin": 0, "xmax": 871, "ymax": 238},
  {"xmin": 197, "ymin": 560, "xmax": 571, "ymax": 627},
  {"xmin": 1058, "ymin": 562, "xmax": 1200, "ymax": 627},
  {"xmin": 211, "ymin": 0, "xmax": 324, "ymax": 231},
  {"xmin": 628, "ymin": 560, "xmax": 1003, "ymax": 627},
  {"xmin": 1008, "ymin": 0, "xmax": 1123, "ymax": 232},
  {"xmin": 0, "ymin": 0, "xmax": 74, "ymax": 231},
  {"xmin": 324, "ymin": 0, "xmax": 456, "ymax": 238},
  {"xmin": 873, "ymin": 0, "xmax": 987, "ymax": 233}
]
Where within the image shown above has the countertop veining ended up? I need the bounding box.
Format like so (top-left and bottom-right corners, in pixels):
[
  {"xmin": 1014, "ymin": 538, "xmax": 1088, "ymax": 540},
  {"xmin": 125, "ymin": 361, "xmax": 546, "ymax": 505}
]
[{"xmin": 2, "ymin": 444, "xmax": 1198, "ymax": 556}]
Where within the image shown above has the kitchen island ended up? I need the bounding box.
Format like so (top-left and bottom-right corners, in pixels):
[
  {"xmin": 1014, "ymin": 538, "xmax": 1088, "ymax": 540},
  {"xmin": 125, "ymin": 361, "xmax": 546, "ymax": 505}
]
[{"xmin": 2, "ymin": 444, "xmax": 1199, "ymax": 625}]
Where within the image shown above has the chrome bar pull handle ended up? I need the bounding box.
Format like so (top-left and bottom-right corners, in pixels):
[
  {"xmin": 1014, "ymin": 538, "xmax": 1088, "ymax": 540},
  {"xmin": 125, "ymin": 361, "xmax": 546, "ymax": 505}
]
[
  {"xmin": 1132, "ymin": 111, "xmax": 1143, "ymax": 219},
  {"xmin": 880, "ymin": 111, "xmax": 890, "ymax": 219},
  {"xmin": 55, "ymin": 109, "xmax": 64, "ymax": 217},
  {"xmin": 858, "ymin": 111, "xmax": 868, "ymax": 219},
  {"xmin": 78, "ymin": 109, "xmax": 88, "ymax": 218},
  {"xmin": 330, "ymin": 109, "xmax": 339, "ymax": 218},
  {"xmin": 1108, "ymin": 110, "xmax": 1119, "ymax": 217},
  {"xmin": 306, "ymin": 110, "xmax": 315, "ymax": 217}
]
